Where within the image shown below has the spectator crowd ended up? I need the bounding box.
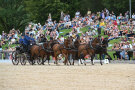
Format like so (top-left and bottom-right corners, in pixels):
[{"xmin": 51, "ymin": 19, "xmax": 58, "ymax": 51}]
[{"xmin": 0, "ymin": 8, "xmax": 135, "ymax": 60}]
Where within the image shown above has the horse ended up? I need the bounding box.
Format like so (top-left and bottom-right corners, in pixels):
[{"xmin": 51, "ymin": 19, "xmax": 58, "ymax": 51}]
[
  {"xmin": 78, "ymin": 37, "xmax": 112, "ymax": 65},
  {"xmin": 78, "ymin": 37, "xmax": 103, "ymax": 65},
  {"xmin": 51, "ymin": 37, "xmax": 73, "ymax": 65},
  {"xmin": 29, "ymin": 39, "xmax": 55, "ymax": 65},
  {"xmin": 67, "ymin": 37, "xmax": 83, "ymax": 65},
  {"xmin": 40, "ymin": 40, "xmax": 58, "ymax": 65},
  {"xmin": 78, "ymin": 42, "xmax": 95, "ymax": 65},
  {"xmin": 30, "ymin": 42, "xmax": 49, "ymax": 65},
  {"xmin": 94, "ymin": 37, "xmax": 112, "ymax": 64}
]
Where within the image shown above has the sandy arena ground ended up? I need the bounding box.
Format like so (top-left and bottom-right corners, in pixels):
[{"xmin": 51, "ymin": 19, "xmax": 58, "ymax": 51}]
[{"xmin": 0, "ymin": 62, "xmax": 135, "ymax": 90}]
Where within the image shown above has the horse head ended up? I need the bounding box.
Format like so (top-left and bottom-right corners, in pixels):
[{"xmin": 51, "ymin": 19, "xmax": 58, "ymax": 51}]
[
  {"xmin": 74, "ymin": 38, "xmax": 80, "ymax": 48},
  {"xmin": 102, "ymin": 37, "xmax": 109, "ymax": 47},
  {"xmin": 64, "ymin": 36, "xmax": 73, "ymax": 48},
  {"xmin": 91, "ymin": 37, "xmax": 101, "ymax": 47},
  {"xmin": 43, "ymin": 41, "xmax": 49, "ymax": 48}
]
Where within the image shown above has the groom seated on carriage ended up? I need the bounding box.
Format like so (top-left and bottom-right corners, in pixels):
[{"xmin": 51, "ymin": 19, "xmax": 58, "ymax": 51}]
[{"xmin": 30, "ymin": 33, "xmax": 36, "ymax": 45}]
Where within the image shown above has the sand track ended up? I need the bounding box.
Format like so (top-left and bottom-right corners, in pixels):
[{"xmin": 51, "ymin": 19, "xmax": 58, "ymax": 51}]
[{"xmin": 0, "ymin": 63, "xmax": 135, "ymax": 90}]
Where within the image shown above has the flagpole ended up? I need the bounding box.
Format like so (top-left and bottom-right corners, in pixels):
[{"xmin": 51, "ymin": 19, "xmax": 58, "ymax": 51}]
[{"xmin": 129, "ymin": 0, "xmax": 132, "ymax": 18}]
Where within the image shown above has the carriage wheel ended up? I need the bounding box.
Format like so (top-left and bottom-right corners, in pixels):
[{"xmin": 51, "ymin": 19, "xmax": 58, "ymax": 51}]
[
  {"xmin": 12, "ymin": 51, "xmax": 19, "ymax": 65},
  {"xmin": 37, "ymin": 58, "xmax": 43, "ymax": 65},
  {"xmin": 20, "ymin": 54, "xmax": 26, "ymax": 65}
]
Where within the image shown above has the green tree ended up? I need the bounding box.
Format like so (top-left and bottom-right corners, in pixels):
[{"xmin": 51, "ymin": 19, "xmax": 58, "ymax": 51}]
[
  {"xmin": 103, "ymin": 0, "xmax": 135, "ymax": 15},
  {"xmin": 0, "ymin": 0, "xmax": 30, "ymax": 33},
  {"xmin": 25, "ymin": 0, "xmax": 69, "ymax": 24}
]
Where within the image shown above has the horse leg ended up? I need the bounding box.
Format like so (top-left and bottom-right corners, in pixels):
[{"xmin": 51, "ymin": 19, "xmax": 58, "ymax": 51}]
[
  {"xmin": 83, "ymin": 59, "xmax": 86, "ymax": 66},
  {"xmin": 68, "ymin": 59, "xmax": 71, "ymax": 65},
  {"xmin": 68, "ymin": 54, "xmax": 71, "ymax": 65},
  {"xmin": 78, "ymin": 59, "xmax": 82, "ymax": 66},
  {"xmin": 63, "ymin": 54, "xmax": 68, "ymax": 65},
  {"xmin": 105, "ymin": 52, "xmax": 112, "ymax": 63},
  {"xmin": 79, "ymin": 53, "xmax": 83, "ymax": 64},
  {"xmin": 42, "ymin": 57, "xmax": 45, "ymax": 65},
  {"xmin": 45, "ymin": 55, "xmax": 50, "ymax": 65},
  {"xmin": 100, "ymin": 54, "xmax": 103, "ymax": 65},
  {"xmin": 72, "ymin": 59, "xmax": 75, "ymax": 65},
  {"xmin": 29, "ymin": 54, "xmax": 34, "ymax": 65},
  {"xmin": 80, "ymin": 59, "xmax": 83, "ymax": 64},
  {"xmin": 48, "ymin": 57, "xmax": 50, "ymax": 65},
  {"xmin": 55, "ymin": 55, "xmax": 59, "ymax": 65},
  {"xmin": 91, "ymin": 55, "xmax": 94, "ymax": 65},
  {"xmin": 72, "ymin": 56, "xmax": 76, "ymax": 65},
  {"xmin": 40, "ymin": 55, "xmax": 45, "ymax": 65}
]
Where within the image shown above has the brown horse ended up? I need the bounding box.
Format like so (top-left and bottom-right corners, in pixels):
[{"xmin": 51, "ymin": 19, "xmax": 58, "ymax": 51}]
[
  {"xmin": 40, "ymin": 40, "xmax": 58, "ymax": 65},
  {"xmin": 30, "ymin": 44, "xmax": 48, "ymax": 65},
  {"xmin": 78, "ymin": 37, "xmax": 111, "ymax": 65},
  {"xmin": 30, "ymin": 40, "xmax": 54, "ymax": 65},
  {"xmin": 52, "ymin": 37, "xmax": 73, "ymax": 65},
  {"xmin": 67, "ymin": 37, "xmax": 82, "ymax": 65},
  {"xmin": 78, "ymin": 37, "xmax": 101, "ymax": 65},
  {"xmin": 94, "ymin": 37, "xmax": 112, "ymax": 64}
]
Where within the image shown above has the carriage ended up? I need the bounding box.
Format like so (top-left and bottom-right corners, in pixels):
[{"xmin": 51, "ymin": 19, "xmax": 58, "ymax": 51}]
[
  {"xmin": 11, "ymin": 44, "xmax": 43, "ymax": 65},
  {"xmin": 12, "ymin": 45, "xmax": 28, "ymax": 65},
  {"xmin": 11, "ymin": 36, "xmax": 111, "ymax": 66}
]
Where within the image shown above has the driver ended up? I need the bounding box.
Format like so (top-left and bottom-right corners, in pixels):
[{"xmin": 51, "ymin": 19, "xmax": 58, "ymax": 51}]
[{"xmin": 23, "ymin": 32, "xmax": 31, "ymax": 52}]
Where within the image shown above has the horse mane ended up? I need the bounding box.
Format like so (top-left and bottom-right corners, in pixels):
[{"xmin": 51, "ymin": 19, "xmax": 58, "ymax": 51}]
[{"xmin": 74, "ymin": 38, "xmax": 80, "ymax": 46}]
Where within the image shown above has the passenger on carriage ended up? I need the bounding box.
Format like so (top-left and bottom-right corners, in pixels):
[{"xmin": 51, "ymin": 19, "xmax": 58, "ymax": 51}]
[
  {"xmin": 19, "ymin": 35, "xmax": 24, "ymax": 44},
  {"xmin": 30, "ymin": 33, "xmax": 36, "ymax": 45}
]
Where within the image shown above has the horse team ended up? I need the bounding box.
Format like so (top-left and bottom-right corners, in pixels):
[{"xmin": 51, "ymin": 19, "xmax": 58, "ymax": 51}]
[{"xmin": 29, "ymin": 36, "xmax": 111, "ymax": 66}]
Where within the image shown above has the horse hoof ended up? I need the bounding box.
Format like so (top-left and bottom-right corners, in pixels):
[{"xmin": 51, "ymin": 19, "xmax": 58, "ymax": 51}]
[{"xmin": 56, "ymin": 64, "xmax": 60, "ymax": 66}]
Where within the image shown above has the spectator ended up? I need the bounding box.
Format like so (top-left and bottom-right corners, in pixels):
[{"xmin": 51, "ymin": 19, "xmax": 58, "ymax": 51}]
[
  {"xmin": 132, "ymin": 40, "xmax": 135, "ymax": 60},
  {"xmin": 10, "ymin": 37, "xmax": 16, "ymax": 44},
  {"xmin": 132, "ymin": 13, "xmax": 135, "ymax": 20},
  {"xmin": 0, "ymin": 34, "xmax": 1, "ymax": 40},
  {"xmin": 75, "ymin": 11, "xmax": 80, "ymax": 18},
  {"xmin": 0, "ymin": 43, "xmax": 2, "ymax": 51},
  {"xmin": 60, "ymin": 35, "xmax": 64, "ymax": 43}
]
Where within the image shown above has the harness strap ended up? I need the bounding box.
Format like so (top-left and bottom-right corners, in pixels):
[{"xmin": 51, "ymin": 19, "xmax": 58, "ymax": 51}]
[
  {"xmin": 89, "ymin": 40, "xmax": 96, "ymax": 50},
  {"xmin": 42, "ymin": 44, "xmax": 45, "ymax": 50},
  {"xmin": 58, "ymin": 45, "xmax": 63, "ymax": 54}
]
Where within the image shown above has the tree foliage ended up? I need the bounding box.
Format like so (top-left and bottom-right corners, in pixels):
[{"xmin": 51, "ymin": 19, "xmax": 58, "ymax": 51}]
[
  {"xmin": 0, "ymin": 0, "xmax": 135, "ymax": 33},
  {"xmin": 0, "ymin": 0, "xmax": 30, "ymax": 33}
]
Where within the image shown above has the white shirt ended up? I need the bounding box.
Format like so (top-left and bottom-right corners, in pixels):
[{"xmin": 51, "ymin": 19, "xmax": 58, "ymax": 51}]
[
  {"xmin": 129, "ymin": 44, "xmax": 133, "ymax": 49},
  {"xmin": 11, "ymin": 38, "xmax": 16, "ymax": 43},
  {"xmin": 75, "ymin": 12, "xmax": 80, "ymax": 16},
  {"xmin": 0, "ymin": 35, "xmax": 1, "ymax": 40},
  {"xmin": 60, "ymin": 37, "xmax": 64, "ymax": 42},
  {"xmin": 132, "ymin": 15, "xmax": 135, "ymax": 19}
]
